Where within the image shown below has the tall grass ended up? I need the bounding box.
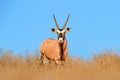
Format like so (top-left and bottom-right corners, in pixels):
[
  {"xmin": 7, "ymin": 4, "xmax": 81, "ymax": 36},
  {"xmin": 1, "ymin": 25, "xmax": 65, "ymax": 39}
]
[{"xmin": 0, "ymin": 50, "xmax": 120, "ymax": 80}]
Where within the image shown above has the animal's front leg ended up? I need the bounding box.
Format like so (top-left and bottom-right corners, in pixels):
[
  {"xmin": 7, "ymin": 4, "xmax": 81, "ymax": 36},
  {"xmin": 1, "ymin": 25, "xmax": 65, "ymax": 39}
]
[{"xmin": 55, "ymin": 60, "xmax": 59, "ymax": 65}]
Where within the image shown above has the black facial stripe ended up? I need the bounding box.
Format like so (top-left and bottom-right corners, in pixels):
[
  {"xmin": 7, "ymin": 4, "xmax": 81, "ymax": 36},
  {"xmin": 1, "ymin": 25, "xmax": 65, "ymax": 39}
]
[
  {"xmin": 59, "ymin": 29, "xmax": 63, "ymax": 31},
  {"xmin": 59, "ymin": 33, "xmax": 62, "ymax": 36},
  {"xmin": 56, "ymin": 29, "xmax": 66, "ymax": 41}
]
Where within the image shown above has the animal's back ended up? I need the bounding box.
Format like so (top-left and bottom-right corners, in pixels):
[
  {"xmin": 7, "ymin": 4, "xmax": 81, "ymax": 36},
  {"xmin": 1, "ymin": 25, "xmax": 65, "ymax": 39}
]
[{"xmin": 40, "ymin": 38, "xmax": 61, "ymax": 60}]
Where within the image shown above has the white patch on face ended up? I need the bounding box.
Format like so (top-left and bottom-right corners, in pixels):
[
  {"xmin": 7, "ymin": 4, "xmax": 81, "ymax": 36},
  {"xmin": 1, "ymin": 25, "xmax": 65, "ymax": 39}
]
[
  {"xmin": 59, "ymin": 37, "xmax": 63, "ymax": 41},
  {"xmin": 58, "ymin": 37, "xmax": 63, "ymax": 43}
]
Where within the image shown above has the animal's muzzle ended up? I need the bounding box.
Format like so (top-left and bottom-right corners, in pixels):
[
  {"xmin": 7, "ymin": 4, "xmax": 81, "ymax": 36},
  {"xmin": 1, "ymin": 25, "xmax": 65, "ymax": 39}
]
[{"xmin": 58, "ymin": 37, "xmax": 63, "ymax": 43}]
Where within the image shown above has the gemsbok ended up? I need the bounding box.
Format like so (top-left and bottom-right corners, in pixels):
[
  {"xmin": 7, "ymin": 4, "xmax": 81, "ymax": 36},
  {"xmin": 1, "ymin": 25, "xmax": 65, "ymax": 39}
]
[{"xmin": 40, "ymin": 14, "xmax": 70, "ymax": 64}]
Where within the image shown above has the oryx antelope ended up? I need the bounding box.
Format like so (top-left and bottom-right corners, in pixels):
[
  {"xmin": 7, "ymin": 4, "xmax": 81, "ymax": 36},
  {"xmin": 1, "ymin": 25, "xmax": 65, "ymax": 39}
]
[{"xmin": 40, "ymin": 14, "xmax": 70, "ymax": 64}]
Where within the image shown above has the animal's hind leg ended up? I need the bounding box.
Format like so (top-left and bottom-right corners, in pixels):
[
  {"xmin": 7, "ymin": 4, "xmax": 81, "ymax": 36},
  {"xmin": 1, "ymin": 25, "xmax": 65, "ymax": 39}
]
[
  {"xmin": 48, "ymin": 59, "xmax": 52, "ymax": 64},
  {"xmin": 42, "ymin": 54, "xmax": 46, "ymax": 64},
  {"xmin": 40, "ymin": 52, "xmax": 46, "ymax": 64}
]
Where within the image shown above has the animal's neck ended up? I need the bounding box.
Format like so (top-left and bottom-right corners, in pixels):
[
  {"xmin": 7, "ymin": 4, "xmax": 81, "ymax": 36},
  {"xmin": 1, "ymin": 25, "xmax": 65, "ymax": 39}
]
[{"xmin": 59, "ymin": 38, "xmax": 67, "ymax": 60}]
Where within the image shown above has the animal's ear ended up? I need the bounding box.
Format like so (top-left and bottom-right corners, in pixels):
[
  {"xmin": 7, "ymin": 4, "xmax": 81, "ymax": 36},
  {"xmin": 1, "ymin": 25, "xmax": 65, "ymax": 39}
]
[
  {"xmin": 50, "ymin": 28, "xmax": 56, "ymax": 32},
  {"xmin": 65, "ymin": 27, "xmax": 70, "ymax": 32}
]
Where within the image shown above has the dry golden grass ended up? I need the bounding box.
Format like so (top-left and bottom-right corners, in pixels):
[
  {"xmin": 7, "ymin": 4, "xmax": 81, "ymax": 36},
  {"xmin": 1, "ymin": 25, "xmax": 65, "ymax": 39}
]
[{"xmin": 0, "ymin": 51, "xmax": 120, "ymax": 80}]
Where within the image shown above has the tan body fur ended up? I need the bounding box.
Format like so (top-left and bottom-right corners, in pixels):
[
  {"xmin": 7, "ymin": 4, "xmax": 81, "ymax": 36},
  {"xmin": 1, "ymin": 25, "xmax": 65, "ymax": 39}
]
[{"xmin": 40, "ymin": 38, "xmax": 68, "ymax": 63}]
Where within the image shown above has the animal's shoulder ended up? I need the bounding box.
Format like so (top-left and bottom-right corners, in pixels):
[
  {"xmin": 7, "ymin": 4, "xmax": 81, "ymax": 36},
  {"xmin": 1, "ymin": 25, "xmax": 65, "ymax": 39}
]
[
  {"xmin": 42, "ymin": 38, "xmax": 56, "ymax": 42},
  {"xmin": 46, "ymin": 38, "xmax": 58, "ymax": 41},
  {"xmin": 48, "ymin": 38, "xmax": 55, "ymax": 40}
]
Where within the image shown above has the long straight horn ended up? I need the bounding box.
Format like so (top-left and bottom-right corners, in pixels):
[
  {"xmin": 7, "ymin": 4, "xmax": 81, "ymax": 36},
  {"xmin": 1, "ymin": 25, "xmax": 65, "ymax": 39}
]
[
  {"xmin": 53, "ymin": 14, "xmax": 60, "ymax": 29},
  {"xmin": 62, "ymin": 14, "xmax": 70, "ymax": 29}
]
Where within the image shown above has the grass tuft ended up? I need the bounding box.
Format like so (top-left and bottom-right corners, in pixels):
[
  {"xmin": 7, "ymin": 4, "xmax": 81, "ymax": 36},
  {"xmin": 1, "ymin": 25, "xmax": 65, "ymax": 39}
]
[{"xmin": 0, "ymin": 50, "xmax": 120, "ymax": 80}]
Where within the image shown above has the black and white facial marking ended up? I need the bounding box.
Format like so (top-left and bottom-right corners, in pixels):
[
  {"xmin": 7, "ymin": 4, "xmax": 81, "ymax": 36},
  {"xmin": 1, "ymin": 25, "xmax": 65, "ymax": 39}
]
[
  {"xmin": 51, "ymin": 28, "xmax": 70, "ymax": 44},
  {"xmin": 56, "ymin": 29, "xmax": 66, "ymax": 43},
  {"xmin": 51, "ymin": 14, "xmax": 70, "ymax": 44}
]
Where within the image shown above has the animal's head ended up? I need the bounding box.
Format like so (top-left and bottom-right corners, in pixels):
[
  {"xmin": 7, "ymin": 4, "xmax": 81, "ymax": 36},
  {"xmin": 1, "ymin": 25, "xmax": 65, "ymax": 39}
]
[{"xmin": 51, "ymin": 14, "xmax": 70, "ymax": 44}]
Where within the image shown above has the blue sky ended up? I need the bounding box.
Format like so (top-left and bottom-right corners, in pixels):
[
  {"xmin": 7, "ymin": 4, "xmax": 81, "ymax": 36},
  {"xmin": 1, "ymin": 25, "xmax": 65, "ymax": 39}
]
[{"xmin": 0, "ymin": 0, "xmax": 120, "ymax": 58}]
